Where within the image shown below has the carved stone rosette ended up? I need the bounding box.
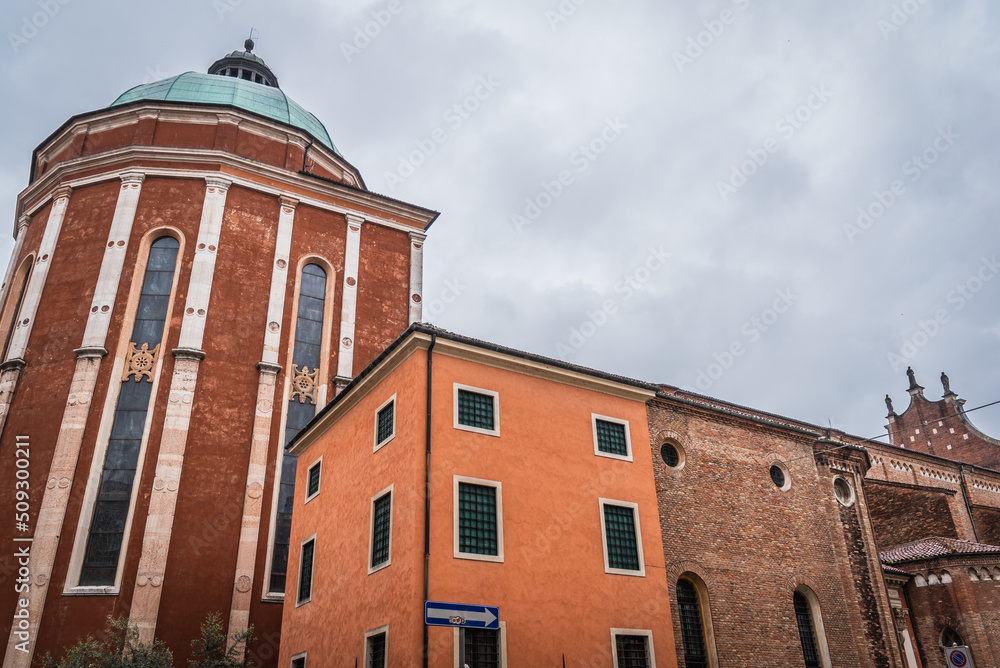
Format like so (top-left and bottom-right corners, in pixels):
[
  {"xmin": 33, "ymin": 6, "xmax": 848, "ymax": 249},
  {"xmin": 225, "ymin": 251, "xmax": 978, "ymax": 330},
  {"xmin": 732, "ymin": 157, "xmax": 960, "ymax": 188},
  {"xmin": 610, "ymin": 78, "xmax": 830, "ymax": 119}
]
[
  {"xmin": 122, "ymin": 342, "xmax": 160, "ymax": 382},
  {"xmin": 289, "ymin": 364, "xmax": 318, "ymax": 405}
]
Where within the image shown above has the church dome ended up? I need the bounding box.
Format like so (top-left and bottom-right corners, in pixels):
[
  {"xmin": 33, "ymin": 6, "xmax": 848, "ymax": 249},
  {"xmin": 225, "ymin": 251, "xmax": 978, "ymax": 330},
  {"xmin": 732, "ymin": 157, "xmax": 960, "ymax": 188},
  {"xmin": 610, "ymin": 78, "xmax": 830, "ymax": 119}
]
[{"xmin": 110, "ymin": 46, "xmax": 340, "ymax": 156}]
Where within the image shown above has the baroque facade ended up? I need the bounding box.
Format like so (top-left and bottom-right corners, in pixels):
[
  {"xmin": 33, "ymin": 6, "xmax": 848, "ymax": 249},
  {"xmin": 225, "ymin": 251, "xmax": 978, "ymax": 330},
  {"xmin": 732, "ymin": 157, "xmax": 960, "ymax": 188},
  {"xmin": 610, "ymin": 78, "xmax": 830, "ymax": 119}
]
[{"xmin": 0, "ymin": 43, "xmax": 435, "ymax": 666}]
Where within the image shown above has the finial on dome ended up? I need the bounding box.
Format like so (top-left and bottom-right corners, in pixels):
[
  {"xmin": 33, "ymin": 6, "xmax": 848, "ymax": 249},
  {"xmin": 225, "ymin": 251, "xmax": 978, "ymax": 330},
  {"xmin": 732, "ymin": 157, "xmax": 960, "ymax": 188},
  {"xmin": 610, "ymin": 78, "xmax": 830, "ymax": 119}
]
[{"xmin": 245, "ymin": 38, "xmax": 255, "ymax": 52}]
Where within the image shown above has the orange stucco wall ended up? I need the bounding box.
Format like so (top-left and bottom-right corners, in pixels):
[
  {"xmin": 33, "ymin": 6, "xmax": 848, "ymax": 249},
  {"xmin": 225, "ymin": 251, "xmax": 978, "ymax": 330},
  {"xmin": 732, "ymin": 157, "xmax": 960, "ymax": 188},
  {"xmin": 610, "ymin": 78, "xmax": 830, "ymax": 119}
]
[{"xmin": 280, "ymin": 342, "xmax": 676, "ymax": 666}]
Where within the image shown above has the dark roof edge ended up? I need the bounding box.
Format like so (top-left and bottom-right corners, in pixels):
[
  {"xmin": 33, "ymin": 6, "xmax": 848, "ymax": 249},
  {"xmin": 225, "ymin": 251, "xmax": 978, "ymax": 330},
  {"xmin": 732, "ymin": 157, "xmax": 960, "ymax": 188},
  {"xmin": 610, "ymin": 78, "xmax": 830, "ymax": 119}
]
[{"xmin": 286, "ymin": 324, "xmax": 660, "ymax": 452}]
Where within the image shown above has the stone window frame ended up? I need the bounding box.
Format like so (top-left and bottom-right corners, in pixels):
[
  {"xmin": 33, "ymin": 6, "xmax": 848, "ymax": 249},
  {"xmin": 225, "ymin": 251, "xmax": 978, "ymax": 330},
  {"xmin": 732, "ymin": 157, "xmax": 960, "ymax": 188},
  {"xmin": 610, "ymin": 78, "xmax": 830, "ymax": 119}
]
[
  {"xmin": 304, "ymin": 456, "xmax": 322, "ymax": 504},
  {"xmin": 452, "ymin": 622, "xmax": 508, "ymax": 668},
  {"xmin": 296, "ymin": 534, "xmax": 316, "ymax": 607},
  {"xmin": 610, "ymin": 628, "xmax": 656, "ymax": 668},
  {"xmin": 453, "ymin": 383, "xmax": 500, "ymax": 437},
  {"xmin": 599, "ymin": 498, "xmax": 646, "ymax": 577},
  {"xmin": 64, "ymin": 227, "xmax": 185, "ymax": 596},
  {"xmin": 262, "ymin": 254, "xmax": 337, "ymax": 601},
  {"xmin": 660, "ymin": 438, "xmax": 686, "ymax": 470},
  {"xmin": 453, "ymin": 475, "xmax": 505, "ymax": 563},
  {"xmin": 364, "ymin": 624, "xmax": 389, "ymax": 668},
  {"xmin": 373, "ymin": 394, "xmax": 397, "ymax": 452},
  {"xmin": 592, "ymin": 414, "xmax": 633, "ymax": 462},
  {"xmin": 675, "ymin": 572, "xmax": 719, "ymax": 668},
  {"xmin": 290, "ymin": 651, "xmax": 307, "ymax": 668},
  {"xmin": 368, "ymin": 484, "xmax": 394, "ymax": 575},
  {"xmin": 832, "ymin": 474, "xmax": 855, "ymax": 507},
  {"xmin": 0, "ymin": 252, "xmax": 34, "ymax": 363},
  {"xmin": 769, "ymin": 460, "xmax": 792, "ymax": 492}
]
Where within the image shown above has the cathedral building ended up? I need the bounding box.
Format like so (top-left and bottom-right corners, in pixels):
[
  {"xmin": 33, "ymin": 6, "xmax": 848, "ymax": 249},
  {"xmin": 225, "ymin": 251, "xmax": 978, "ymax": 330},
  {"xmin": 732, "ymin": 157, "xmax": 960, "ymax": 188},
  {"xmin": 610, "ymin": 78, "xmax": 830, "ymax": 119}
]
[{"xmin": 0, "ymin": 42, "xmax": 435, "ymax": 666}]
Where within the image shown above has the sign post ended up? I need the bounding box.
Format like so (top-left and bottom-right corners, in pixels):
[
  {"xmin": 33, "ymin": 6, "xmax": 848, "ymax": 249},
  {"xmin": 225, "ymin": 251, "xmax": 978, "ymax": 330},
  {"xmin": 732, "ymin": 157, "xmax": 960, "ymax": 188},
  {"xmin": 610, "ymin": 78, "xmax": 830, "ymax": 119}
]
[{"xmin": 424, "ymin": 600, "xmax": 500, "ymax": 630}]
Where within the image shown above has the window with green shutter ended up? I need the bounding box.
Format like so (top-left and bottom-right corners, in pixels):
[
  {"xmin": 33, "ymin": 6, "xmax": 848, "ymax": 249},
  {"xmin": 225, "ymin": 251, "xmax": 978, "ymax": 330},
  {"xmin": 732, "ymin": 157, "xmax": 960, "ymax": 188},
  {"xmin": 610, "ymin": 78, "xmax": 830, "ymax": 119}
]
[
  {"xmin": 371, "ymin": 492, "xmax": 392, "ymax": 569},
  {"xmin": 306, "ymin": 460, "xmax": 321, "ymax": 500},
  {"xmin": 457, "ymin": 388, "xmax": 495, "ymax": 432},
  {"xmin": 376, "ymin": 400, "xmax": 394, "ymax": 447},
  {"xmin": 603, "ymin": 504, "xmax": 640, "ymax": 571},
  {"xmin": 458, "ymin": 483, "xmax": 498, "ymax": 556},
  {"xmin": 297, "ymin": 538, "xmax": 314, "ymax": 604},
  {"xmin": 595, "ymin": 418, "xmax": 629, "ymax": 457}
]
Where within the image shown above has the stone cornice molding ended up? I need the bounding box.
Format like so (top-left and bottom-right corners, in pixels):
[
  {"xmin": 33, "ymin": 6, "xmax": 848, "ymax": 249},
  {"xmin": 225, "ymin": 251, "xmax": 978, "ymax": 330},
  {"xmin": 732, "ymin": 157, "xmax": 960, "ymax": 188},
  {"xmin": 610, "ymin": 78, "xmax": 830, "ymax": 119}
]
[
  {"xmin": 119, "ymin": 171, "xmax": 145, "ymax": 186},
  {"xmin": 17, "ymin": 147, "xmax": 437, "ymax": 236},
  {"xmin": 172, "ymin": 347, "xmax": 206, "ymax": 361},
  {"xmin": 73, "ymin": 347, "xmax": 108, "ymax": 360},
  {"xmin": 256, "ymin": 361, "xmax": 282, "ymax": 375}
]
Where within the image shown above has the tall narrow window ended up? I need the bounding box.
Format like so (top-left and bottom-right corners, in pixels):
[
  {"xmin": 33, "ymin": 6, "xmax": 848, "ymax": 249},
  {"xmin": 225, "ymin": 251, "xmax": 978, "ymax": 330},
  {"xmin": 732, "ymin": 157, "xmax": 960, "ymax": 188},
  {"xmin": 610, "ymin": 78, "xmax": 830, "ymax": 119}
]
[
  {"xmin": 270, "ymin": 263, "xmax": 327, "ymax": 593},
  {"xmin": 79, "ymin": 236, "xmax": 179, "ymax": 586},
  {"xmin": 370, "ymin": 489, "xmax": 392, "ymax": 572},
  {"xmin": 794, "ymin": 591, "xmax": 822, "ymax": 668},
  {"xmin": 297, "ymin": 537, "xmax": 315, "ymax": 605},
  {"xmin": 0, "ymin": 258, "xmax": 32, "ymax": 362},
  {"xmin": 365, "ymin": 631, "xmax": 387, "ymax": 668},
  {"xmin": 676, "ymin": 578, "xmax": 709, "ymax": 668}
]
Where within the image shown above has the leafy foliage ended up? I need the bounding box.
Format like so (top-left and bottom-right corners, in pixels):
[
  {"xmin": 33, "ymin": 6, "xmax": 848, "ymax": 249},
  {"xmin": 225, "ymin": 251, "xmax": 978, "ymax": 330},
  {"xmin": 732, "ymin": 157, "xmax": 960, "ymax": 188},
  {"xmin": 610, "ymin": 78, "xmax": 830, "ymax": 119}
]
[
  {"xmin": 39, "ymin": 616, "xmax": 172, "ymax": 668},
  {"xmin": 188, "ymin": 612, "xmax": 255, "ymax": 668}
]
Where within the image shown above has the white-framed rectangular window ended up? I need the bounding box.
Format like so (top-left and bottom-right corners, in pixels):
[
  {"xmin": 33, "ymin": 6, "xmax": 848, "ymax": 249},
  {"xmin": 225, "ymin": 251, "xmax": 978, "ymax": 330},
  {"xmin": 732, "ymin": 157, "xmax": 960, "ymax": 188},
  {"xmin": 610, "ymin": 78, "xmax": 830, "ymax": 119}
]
[
  {"xmin": 599, "ymin": 499, "xmax": 645, "ymax": 577},
  {"xmin": 611, "ymin": 629, "xmax": 655, "ymax": 668},
  {"xmin": 453, "ymin": 383, "xmax": 500, "ymax": 436},
  {"xmin": 290, "ymin": 652, "xmax": 307, "ymax": 668},
  {"xmin": 369, "ymin": 485, "xmax": 393, "ymax": 574},
  {"xmin": 305, "ymin": 457, "xmax": 322, "ymax": 503},
  {"xmin": 454, "ymin": 476, "xmax": 504, "ymax": 563},
  {"xmin": 296, "ymin": 534, "xmax": 316, "ymax": 606},
  {"xmin": 592, "ymin": 414, "xmax": 633, "ymax": 461},
  {"xmin": 374, "ymin": 394, "xmax": 397, "ymax": 451},
  {"xmin": 364, "ymin": 625, "xmax": 389, "ymax": 668},
  {"xmin": 454, "ymin": 621, "xmax": 507, "ymax": 668}
]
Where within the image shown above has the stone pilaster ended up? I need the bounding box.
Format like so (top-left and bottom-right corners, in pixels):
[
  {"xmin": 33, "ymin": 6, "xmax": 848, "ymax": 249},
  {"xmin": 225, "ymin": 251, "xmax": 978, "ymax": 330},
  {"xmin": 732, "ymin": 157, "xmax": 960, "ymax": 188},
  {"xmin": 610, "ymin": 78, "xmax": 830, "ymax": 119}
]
[
  {"xmin": 408, "ymin": 232, "xmax": 425, "ymax": 325},
  {"xmin": 334, "ymin": 215, "xmax": 363, "ymax": 391},
  {"xmin": 4, "ymin": 174, "xmax": 144, "ymax": 667},
  {"xmin": 227, "ymin": 195, "xmax": 297, "ymax": 652},
  {"xmin": 129, "ymin": 177, "xmax": 229, "ymax": 642}
]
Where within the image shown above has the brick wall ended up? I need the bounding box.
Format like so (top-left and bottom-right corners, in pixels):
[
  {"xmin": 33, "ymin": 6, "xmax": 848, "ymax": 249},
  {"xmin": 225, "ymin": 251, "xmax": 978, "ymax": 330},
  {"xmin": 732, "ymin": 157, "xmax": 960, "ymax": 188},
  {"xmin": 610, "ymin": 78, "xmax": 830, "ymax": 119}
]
[{"xmin": 865, "ymin": 481, "xmax": 959, "ymax": 550}]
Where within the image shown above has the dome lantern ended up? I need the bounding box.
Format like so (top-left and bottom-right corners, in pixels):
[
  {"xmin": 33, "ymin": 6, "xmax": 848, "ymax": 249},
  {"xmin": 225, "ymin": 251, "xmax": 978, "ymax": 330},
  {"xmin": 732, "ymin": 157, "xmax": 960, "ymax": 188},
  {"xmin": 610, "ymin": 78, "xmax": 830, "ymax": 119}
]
[{"xmin": 207, "ymin": 39, "xmax": 279, "ymax": 88}]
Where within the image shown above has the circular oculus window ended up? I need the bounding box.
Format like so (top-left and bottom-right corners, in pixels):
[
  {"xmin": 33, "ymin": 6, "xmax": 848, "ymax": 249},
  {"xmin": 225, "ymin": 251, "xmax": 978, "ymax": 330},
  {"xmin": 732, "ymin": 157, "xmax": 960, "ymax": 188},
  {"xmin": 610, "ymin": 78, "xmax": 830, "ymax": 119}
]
[
  {"xmin": 661, "ymin": 442, "xmax": 684, "ymax": 468},
  {"xmin": 833, "ymin": 476, "xmax": 855, "ymax": 507},
  {"xmin": 769, "ymin": 462, "xmax": 791, "ymax": 491}
]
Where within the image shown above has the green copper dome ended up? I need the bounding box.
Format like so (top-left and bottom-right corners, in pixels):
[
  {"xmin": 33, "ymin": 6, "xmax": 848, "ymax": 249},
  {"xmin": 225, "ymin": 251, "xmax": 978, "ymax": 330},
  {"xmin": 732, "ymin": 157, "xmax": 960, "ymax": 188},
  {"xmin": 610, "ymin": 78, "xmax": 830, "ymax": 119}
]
[{"xmin": 111, "ymin": 72, "xmax": 339, "ymax": 156}]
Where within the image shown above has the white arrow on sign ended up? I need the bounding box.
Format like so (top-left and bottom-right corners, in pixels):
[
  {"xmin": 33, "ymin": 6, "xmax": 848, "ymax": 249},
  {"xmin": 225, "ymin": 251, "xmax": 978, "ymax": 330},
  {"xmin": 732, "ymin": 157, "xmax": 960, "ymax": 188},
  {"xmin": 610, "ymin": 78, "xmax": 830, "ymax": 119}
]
[{"xmin": 426, "ymin": 604, "xmax": 497, "ymax": 627}]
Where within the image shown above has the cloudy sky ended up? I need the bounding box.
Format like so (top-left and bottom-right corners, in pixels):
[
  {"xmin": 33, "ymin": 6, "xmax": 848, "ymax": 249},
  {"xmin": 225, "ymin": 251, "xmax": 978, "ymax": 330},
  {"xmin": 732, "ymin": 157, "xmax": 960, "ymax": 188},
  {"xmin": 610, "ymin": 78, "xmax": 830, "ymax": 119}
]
[{"xmin": 2, "ymin": 0, "xmax": 998, "ymax": 441}]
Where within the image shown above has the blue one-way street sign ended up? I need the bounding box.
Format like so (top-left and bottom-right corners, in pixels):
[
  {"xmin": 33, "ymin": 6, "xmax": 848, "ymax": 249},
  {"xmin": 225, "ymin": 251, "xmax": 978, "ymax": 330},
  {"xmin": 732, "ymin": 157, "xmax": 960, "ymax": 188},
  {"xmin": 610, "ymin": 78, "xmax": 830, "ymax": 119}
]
[{"xmin": 424, "ymin": 601, "xmax": 499, "ymax": 629}]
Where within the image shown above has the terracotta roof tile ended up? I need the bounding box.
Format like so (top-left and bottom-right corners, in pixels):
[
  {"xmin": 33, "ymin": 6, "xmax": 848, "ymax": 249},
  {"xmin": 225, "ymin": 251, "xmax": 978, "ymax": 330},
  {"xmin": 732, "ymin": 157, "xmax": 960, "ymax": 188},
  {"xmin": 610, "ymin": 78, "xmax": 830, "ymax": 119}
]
[{"xmin": 881, "ymin": 537, "xmax": 1000, "ymax": 564}]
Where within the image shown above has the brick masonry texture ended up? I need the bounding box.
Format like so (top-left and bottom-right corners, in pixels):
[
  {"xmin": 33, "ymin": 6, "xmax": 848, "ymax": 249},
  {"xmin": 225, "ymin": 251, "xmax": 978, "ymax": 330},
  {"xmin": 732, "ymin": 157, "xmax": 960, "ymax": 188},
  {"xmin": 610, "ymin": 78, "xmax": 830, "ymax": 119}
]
[
  {"xmin": 866, "ymin": 480, "xmax": 959, "ymax": 550},
  {"xmin": 647, "ymin": 398, "xmax": 893, "ymax": 668}
]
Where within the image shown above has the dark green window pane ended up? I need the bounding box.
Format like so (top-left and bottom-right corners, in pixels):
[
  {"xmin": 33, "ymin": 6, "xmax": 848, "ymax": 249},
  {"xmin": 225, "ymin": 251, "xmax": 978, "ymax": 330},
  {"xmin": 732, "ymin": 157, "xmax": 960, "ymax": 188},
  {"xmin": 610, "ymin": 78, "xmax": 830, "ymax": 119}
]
[
  {"xmin": 296, "ymin": 295, "xmax": 325, "ymax": 322},
  {"xmin": 596, "ymin": 419, "xmax": 628, "ymax": 456},
  {"xmin": 604, "ymin": 504, "xmax": 639, "ymax": 571},
  {"xmin": 458, "ymin": 483, "xmax": 497, "ymax": 556},
  {"xmin": 294, "ymin": 318, "xmax": 323, "ymax": 346},
  {"xmin": 134, "ymin": 294, "xmax": 170, "ymax": 322},
  {"xmin": 300, "ymin": 268, "xmax": 326, "ymax": 298},
  {"xmin": 465, "ymin": 629, "xmax": 500, "ymax": 668},
  {"xmin": 297, "ymin": 540, "xmax": 314, "ymax": 603},
  {"xmin": 141, "ymin": 269, "xmax": 174, "ymax": 295},
  {"xmin": 376, "ymin": 402, "xmax": 394, "ymax": 445},
  {"xmin": 307, "ymin": 462, "xmax": 321, "ymax": 498},
  {"xmin": 371, "ymin": 493, "xmax": 391, "ymax": 567},
  {"xmin": 615, "ymin": 635, "xmax": 650, "ymax": 668},
  {"xmin": 457, "ymin": 390, "xmax": 494, "ymax": 431}
]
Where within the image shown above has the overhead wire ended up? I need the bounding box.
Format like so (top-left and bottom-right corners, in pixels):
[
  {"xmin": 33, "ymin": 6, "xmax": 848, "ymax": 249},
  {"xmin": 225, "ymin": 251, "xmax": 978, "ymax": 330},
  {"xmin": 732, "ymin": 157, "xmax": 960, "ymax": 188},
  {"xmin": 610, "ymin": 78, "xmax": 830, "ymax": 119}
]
[{"xmin": 657, "ymin": 397, "xmax": 1000, "ymax": 495}]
